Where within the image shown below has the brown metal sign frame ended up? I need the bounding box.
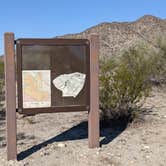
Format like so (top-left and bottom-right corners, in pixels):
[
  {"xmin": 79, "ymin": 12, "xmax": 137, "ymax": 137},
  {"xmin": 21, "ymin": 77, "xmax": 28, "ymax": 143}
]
[
  {"xmin": 16, "ymin": 38, "xmax": 90, "ymax": 115},
  {"xmin": 4, "ymin": 33, "xmax": 99, "ymax": 161}
]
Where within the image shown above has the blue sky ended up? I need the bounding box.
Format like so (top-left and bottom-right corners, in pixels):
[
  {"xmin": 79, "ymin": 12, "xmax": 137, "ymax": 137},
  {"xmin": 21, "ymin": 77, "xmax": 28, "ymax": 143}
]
[{"xmin": 0, "ymin": 0, "xmax": 166, "ymax": 55}]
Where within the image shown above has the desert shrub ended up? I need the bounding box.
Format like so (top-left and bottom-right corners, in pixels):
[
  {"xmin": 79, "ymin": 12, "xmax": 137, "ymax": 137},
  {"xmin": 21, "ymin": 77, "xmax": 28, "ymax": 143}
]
[
  {"xmin": 99, "ymin": 46, "xmax": 153, "ymax": 121},
  {"xmin": 0, "ymin": 61, "xmax": 4, "ymax": 100},
  {"xmin": 150, "ymin": 36, "xmax": 166, "ymax": 84},
  {"xmin": 0, "ymin": 61, "xmax": 4, "ymax": 78}
]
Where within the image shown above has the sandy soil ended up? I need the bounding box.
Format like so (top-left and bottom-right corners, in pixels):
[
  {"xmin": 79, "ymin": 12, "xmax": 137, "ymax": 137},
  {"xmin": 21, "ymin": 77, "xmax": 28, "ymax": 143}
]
[{"xmin": 0, "ymin": 87, "xmax": 166, "ymax": 166}]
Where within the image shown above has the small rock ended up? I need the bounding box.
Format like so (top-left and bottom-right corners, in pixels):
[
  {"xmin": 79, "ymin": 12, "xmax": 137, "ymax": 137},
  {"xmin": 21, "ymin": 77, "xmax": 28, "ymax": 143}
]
[
  {"xmin": 43, "ymin": 152, "xmax": 50, "ymax": 156},
  {"xmin": 79, "ymin": 154, "xmax": 84, "ymax": 157},
  {"xmin": 40, "ymin": 151, "xmax": 44, "ymax": 156},
  {"xmin": 143, "ymin": 145, "xmax": 150, "ymax": 149},
  {"xmin": 57, "ymin": 143, "xmax": 67, "ymax": 148},
  {"xmin": 145, "ymin": 155, "xmax": 150, "ymax": 159},
  {"xmin": 17, "ymin": 114, "xmax": 25, "ymax": 119},
  {"xmin": 96, "ymin": 151, "xmax": 100, "ymax": 155},
  {"xmin": 96, "ymin": 148, "xmax": 102, "ymax": 155},
  {"xmin": 23, "ymin": 162, "xmax": 29, "ymax": 166}
]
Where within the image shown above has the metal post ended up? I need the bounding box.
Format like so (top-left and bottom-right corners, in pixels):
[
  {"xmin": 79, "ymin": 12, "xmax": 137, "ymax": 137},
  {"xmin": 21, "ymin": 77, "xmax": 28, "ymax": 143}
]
[
  {"xmin": 88, "ymin": 35, "xmax": 100, "ymax": 148},
  {"xmin": 4, "ymin": 32, "xmax": 17, "ymax": 160}
]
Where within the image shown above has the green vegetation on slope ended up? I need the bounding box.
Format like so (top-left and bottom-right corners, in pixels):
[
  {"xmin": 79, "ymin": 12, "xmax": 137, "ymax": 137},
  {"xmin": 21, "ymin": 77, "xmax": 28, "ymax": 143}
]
[{"xmin": 99, "ymin": 37, "xmax": 166, "ymax": 122}]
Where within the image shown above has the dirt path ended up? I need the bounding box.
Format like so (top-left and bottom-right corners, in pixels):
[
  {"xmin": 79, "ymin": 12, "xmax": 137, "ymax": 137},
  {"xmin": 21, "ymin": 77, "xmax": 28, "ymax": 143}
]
[{"xmin": 0, "ymin": 87, "xmax": 166, "ymax": 166}]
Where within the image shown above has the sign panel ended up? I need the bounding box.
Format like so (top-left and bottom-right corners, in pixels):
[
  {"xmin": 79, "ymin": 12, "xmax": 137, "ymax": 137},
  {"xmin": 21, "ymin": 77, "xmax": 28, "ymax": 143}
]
[{"xmin": 16, "ymin": 39, "xmax": 90, "ymax": 114}]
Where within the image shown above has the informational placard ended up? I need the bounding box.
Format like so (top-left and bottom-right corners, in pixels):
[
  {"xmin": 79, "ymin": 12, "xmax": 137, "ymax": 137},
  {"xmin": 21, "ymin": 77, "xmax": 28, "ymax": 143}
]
[
  {"xmin": 52, "ymin": 72, "xmax": 86, "ymax": 98},
  {"xmin": 22, "ymin": 70, "xmax": 51, "ymax": 108}
]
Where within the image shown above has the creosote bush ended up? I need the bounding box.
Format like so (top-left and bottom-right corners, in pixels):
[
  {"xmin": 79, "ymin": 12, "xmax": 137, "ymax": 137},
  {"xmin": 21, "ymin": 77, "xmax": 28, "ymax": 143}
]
[
  {"xmin": 0, "ymin": 61, "xmax": 4, "ymax": 78},
  {"xmin": 99, "ymin": 46, "xmax": 154, "ymax": 122},
  {"xmin": 0, "ymin": 61, "xmax": 4, "ymax": 100},
  {"xmin": 150, "ymin": 36, "xmax": 166, "ymax": 84}
]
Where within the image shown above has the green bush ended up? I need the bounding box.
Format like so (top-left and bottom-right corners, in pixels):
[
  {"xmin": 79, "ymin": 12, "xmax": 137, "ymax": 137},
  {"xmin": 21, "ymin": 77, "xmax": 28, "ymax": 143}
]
[
  {"xmin": 0, "ymin": 61, "xmax": 4, "ymax": 99},
  {"xmin": 0, "ymin": 61, "xmax": 4, "ymax": 79},
  {"xmin": 150, "ymin": 36, "xmax": 166, "ymax": 84},
  {"xmin": 99, "ymin": 46, "xmax": 153, "ymax": 121}
]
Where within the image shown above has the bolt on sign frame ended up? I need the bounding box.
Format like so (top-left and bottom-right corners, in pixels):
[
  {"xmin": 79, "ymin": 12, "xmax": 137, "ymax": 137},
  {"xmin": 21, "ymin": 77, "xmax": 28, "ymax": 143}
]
[{"xmin": 4, "ymin": 32, "xmax": 99, "ymax": 161}]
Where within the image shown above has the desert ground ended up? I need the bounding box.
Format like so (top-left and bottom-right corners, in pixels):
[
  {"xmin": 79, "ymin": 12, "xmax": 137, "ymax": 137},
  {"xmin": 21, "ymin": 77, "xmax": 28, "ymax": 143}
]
[{"xmin": 0, "ymin": 86, "xmax": 166, "ymax": 166}]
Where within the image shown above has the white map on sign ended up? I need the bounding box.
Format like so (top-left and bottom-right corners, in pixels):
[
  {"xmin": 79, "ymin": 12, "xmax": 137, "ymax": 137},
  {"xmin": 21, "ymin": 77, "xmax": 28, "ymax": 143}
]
[
  {"xmin": 52, "ymin": 72, "xmax": 86, "ymax": 98},
  {"xmin": 22, "ymin": 70, "xmax": 51, "ymax": 108}
]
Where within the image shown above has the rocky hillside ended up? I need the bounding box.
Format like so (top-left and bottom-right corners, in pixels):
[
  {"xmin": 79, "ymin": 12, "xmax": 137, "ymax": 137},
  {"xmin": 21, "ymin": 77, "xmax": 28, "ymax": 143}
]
[
  {"xmin": 59, "ymin": 15, "xmax": 166, "ymax": 57},
  {"xmin": 0, "ymin": 15, "xmax": 165, "ymax": 60}
]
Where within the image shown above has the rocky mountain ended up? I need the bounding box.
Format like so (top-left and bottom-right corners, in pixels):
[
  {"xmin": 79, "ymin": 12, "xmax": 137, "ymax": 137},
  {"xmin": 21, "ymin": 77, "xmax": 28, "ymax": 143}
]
[
  {"xmin": 59, "ymin": 15, "xmax": 166, "ymax": 57},
  {"xmin": 1, "ymin": 15, "xmax": 165, "ymax": 60}
]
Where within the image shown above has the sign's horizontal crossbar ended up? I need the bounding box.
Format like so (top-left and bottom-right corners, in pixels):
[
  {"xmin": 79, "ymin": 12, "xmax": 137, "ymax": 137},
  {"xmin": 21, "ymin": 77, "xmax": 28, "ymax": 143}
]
[
  {"xmin": 17, "ymin": 105, "xmax": 89, "ymax": 115},
  {"xmin": 15, "ymin": 38, "xmax": 90, "ymax": 45}
]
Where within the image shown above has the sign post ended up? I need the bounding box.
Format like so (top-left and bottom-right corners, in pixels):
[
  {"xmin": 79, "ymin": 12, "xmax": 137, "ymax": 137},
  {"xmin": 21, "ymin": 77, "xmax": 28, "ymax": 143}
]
[
  {"xmin": 88, "ymin": 35, "xmax": 100, "ymax": 148},
  {"xmin": 4, "ymin": 32, "xmax": 17, "ymax": 160}
]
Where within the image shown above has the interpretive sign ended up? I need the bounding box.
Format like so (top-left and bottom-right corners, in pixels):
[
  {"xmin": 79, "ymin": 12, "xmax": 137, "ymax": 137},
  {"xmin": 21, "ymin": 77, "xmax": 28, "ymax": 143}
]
[{"xmin": 4, "ymin": 33, "xmax": 99, "ymax": 161}]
